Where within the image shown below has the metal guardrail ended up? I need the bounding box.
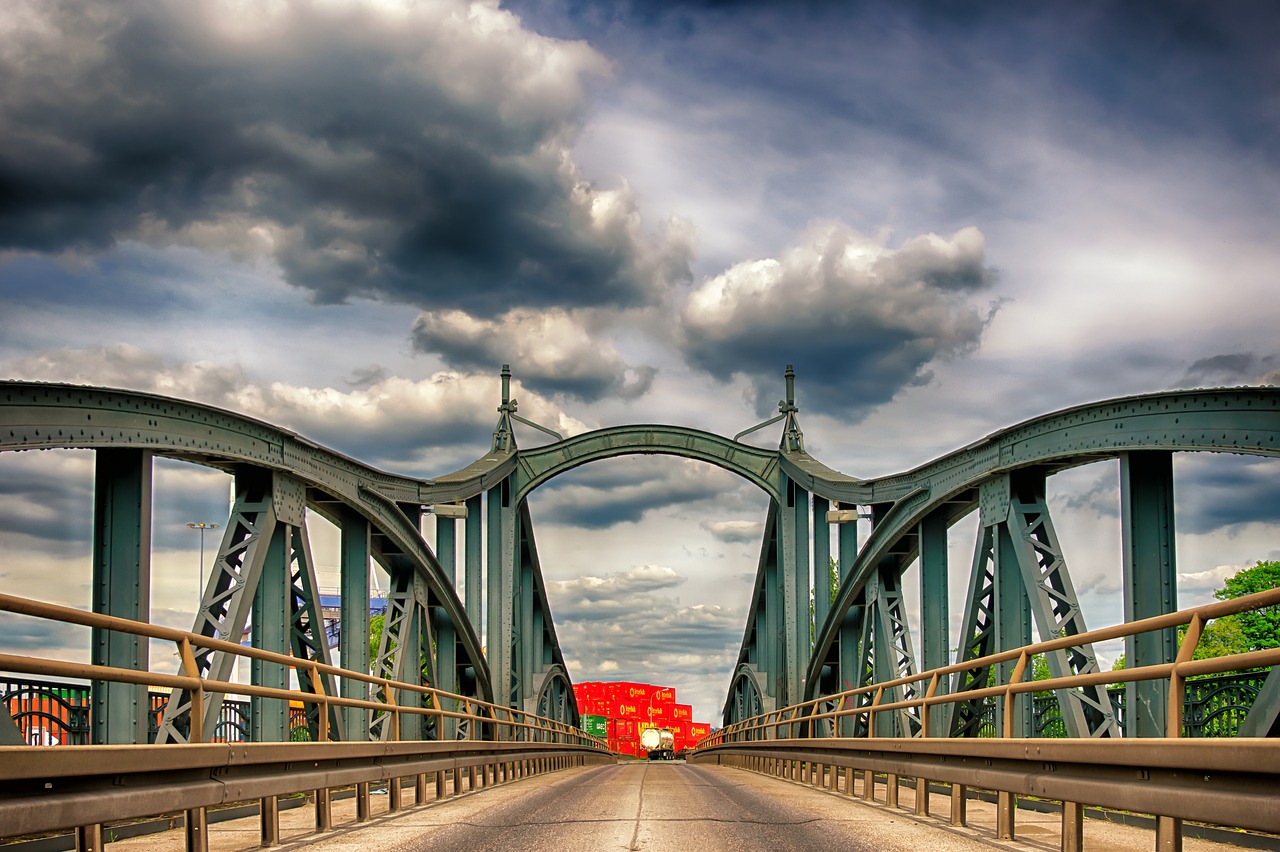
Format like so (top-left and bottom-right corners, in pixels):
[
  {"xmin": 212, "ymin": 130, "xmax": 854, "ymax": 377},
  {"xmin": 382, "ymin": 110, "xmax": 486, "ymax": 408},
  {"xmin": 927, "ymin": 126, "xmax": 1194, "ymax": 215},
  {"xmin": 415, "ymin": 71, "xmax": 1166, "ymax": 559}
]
[
  {"xmin": 0, "ymin": 591, "xmax": 610, "ymax": 851},
  {"xmin": 0, "ymin": 593, "xmax": 606, "ymax": 747},
  {"xmin": 694, "ymin": 587, "xmax": 1280, "ymax": 851},
  {"xmin": 703, "ymin": 586, "xmax": 1280, "ymax": 744}
]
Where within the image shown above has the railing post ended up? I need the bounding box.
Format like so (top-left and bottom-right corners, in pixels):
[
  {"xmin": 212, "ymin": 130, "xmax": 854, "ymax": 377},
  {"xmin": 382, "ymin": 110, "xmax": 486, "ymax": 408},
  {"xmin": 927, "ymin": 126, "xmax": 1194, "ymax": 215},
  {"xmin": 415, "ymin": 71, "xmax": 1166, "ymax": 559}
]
[
  {"xmin": 389, "ymin": 776, "xmax": 402, "ymax": 811},
  {"xmin": 886, "ymin": 773, "xmax": 899, "ymax": 808},
  {"xmin": 1156, "ymin": 816, "xmax": 1183, "ymax": 852},
  {"xmin": 416, "ymin": 773, "xmax": 429, "ymax": 804},
  {"xmin": 915, "ymin": 777, "xmax": 928, "ymax": 816},
  {"xmin": 355, "ymin": 784, "xmax": 370, "ymax": 822},
  {"xmin": 1062, "ymin": 801, "xmax": 1084, "ymax": 852},
  {"xmin": 260, "ymin": 794, "xmax": 280, "ymax": 846},
  {"xmin": 314, "ymin": 787, "xmax": 332, "ymax": 832},
  {"xmin": 950, "ymin": 784, "xmax": 967, "ymax": 826},
  {"xmin": 185, "ymin": 807, "xmax": 208, "ymax": 852},
  {"xmin": 996, "ymin": 791, "xmax": 1016, "ymax": 839},
  {"xmin": 75, "ymin": 824, "xmax": 103, "ymax": 852}
]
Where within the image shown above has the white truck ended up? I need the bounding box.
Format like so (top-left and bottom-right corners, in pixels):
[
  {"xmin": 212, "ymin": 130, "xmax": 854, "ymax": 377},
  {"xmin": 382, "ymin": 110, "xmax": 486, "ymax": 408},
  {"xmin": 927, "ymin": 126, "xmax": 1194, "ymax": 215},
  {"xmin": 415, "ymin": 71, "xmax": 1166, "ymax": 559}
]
[{"xmin": 640, "ymin": 726, "xmax": 676, "ymax": 760}]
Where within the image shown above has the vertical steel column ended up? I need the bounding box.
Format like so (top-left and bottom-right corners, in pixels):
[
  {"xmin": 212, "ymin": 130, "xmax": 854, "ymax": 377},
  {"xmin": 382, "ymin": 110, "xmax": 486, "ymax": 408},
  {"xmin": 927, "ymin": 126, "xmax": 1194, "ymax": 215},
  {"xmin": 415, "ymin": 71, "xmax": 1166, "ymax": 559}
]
[
  {"xmin": 762, "ymin": 505, "xmax": 781, "ymax": 702},
  {"xmin": 777, "ymin": 477, "xmax": 811, "ymax": 706},
  {"xmin": 919, "ymin": 509, "xmax": 949, "ymax": 736},
  {"xmin": 837, "ymin": 518, "xmax": 861, "ymax": 736},
  {"xmin": 91, "ymin": 449, "xmax": 152, "ymax": 745},
  {"xmin": 1120, "ymin": 452, "xmax": 1178, "ymax": 738},
  {"xmin": 812, "ymin": 496, "xmax": 831, "ymax": 639},
  {"xmin": 994, "ymin": 520, "xmax": 1032, "ymax": 737},
  {"xmin": 465, "ymin": 494, "xmax": 482, "ymax": 634},
  {"xmin": 435, "ymin": 515, "xmax": 458, "ymax": 735},
  {"xmin": 487, "ymin": 481, "xmax": 517, "ymax": 709},
  {"xmin": 519, "ymin": 528, "xmax": 536, "ymax": 712},
  {"xmin": 251, "ymin": 523, "xmax": 290, "ymax": 742},
  {"xmin": 339, "ymin": 510, "xmax": 371, "ymax": 740}
]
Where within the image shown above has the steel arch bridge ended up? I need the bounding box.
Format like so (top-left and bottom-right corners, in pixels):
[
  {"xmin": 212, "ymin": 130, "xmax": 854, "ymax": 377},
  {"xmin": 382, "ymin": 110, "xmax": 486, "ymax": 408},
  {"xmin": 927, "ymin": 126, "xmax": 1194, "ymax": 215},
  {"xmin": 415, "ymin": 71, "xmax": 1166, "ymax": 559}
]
[{"xmin": 1, "ymin": 370, "xmax": 1278, "ymax": 744}]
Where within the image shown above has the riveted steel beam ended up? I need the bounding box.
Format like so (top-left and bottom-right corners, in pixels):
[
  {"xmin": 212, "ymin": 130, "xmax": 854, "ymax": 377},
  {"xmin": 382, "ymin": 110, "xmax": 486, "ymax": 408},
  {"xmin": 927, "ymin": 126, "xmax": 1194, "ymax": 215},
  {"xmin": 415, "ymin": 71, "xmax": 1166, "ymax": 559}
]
[
  {"xmin": 90, "ymin": 448, "xmax": 152, "ymax": 745},
  {"xmin": 0, "ymin": 382, "xmax": 491, "ymax": 709},
  {"xmin": 338, "ymin": 508, "xmax": 371, "ymax": 739},
  {"xmin": 509, "ymin": 425, "xmax": 783, "ymax": 505},
  {"xmin": 158, "ymin": 468, "xmax": 278, "ymax": 744},
  {"xmin": 809, "ymin": 388, "xmax": 1280, "ymax": 703},
  {"xmin": 1121, "ymin": 451, "xmax": 1178, "ymax": 737}
]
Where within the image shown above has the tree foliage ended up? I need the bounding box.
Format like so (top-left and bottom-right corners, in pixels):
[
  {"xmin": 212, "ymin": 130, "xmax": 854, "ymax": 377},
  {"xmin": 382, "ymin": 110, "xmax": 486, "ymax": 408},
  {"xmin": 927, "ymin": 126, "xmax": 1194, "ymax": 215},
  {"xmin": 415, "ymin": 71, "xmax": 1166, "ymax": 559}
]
[
  {"xmin": 1110, "ymin": 559, "xmax": 1279, "ymax": 676},
  {"xmin": 1213, "ymin": 560, "xmax": 1280, "ymax": 652}
]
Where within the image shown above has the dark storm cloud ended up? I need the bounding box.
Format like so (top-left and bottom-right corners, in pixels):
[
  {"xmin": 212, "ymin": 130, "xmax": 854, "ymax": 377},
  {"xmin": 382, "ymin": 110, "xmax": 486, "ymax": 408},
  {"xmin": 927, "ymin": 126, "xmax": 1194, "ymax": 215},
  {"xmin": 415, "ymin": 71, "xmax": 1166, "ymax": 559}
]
[
  {"xmin": 0, "ymin": 613, "xmax": 87, "ymax": 652},
  {"xmin": 0, "ymin": 2, "xmax": 687, "ymax": 316},
  {"xmin": 1180, "ymin": 353, "xmax": 1279, "ymax": 388},
  {"xmin": 1175, "ymin": 456, "xmax": 1280, "ymax": 536},
  {"xmin": 679, "ymin": 223, "xmax": 999, "ymax": 418},
  {"xmin": 0, "ymin": 453, "xmax": 94, "ymax": 544}
]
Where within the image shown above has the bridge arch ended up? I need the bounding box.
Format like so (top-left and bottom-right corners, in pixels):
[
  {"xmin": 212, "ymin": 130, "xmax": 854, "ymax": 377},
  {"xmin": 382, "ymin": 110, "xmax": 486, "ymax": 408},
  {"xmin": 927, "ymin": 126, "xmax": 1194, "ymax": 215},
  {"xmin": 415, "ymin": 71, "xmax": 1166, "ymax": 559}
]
[
  {"xmin": 511, "ymin": 425, "xmax": 783, "ymax": 505},
  {"xmin": 0, "ymin": 381, "xmax": 494, "ymax": 728}
]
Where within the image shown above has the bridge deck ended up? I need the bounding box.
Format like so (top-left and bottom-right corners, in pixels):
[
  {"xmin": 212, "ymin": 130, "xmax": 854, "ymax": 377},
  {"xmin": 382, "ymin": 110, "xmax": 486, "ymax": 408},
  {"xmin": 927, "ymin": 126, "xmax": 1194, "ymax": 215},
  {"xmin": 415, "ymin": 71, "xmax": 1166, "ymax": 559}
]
[{"xmin": 91, "ymin": 762, "xmax": 1257, "ymax": 852}]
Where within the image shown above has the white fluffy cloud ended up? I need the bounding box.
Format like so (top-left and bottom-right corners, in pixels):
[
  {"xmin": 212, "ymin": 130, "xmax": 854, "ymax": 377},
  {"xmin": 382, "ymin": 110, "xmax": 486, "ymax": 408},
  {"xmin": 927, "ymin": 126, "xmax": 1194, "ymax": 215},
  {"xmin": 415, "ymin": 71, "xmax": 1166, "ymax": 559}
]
[
  {"xmin": 680, "ymin": 222, "xmax": 999, "ymax": 416},
  {"xmin": 412, "ymin": 307, "xmax": 656, "ymax": 400},
  {"xmin": 2, "ymin": 344, "xmax": 588, "ymax": 471}
]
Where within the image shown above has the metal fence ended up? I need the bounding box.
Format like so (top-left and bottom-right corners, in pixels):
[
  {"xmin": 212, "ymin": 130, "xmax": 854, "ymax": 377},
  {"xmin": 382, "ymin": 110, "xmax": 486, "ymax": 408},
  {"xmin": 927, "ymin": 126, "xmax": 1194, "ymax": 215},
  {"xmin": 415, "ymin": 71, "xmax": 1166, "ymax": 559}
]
[{"xmin": 3, "ymin": 667, "xmax": 1270, "ymax": 746}]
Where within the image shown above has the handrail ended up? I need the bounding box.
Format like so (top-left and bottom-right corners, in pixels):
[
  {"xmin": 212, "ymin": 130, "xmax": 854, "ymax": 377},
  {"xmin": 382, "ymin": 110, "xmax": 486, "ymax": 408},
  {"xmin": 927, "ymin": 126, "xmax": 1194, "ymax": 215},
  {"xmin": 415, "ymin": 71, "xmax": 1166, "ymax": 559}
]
[
  {"xmin": 702, "ymin": 585, "xmax": 1280, "ymax": 746},
  {"xmin": 0, "ymin": 593, "xmax": 607, "ymax": 749}
]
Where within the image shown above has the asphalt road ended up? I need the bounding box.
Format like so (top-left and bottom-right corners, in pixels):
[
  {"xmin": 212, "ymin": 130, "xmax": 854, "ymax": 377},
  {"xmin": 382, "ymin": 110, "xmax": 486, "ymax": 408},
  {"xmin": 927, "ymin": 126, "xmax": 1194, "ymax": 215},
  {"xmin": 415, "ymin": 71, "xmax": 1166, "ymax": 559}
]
[
  {"xmin": 265, "ymin": 762, "xmax": 1017, "ymax": 852},
  {"xmin": 109, "ymin": 761, "xmax": 1257, "ymax": 852}
]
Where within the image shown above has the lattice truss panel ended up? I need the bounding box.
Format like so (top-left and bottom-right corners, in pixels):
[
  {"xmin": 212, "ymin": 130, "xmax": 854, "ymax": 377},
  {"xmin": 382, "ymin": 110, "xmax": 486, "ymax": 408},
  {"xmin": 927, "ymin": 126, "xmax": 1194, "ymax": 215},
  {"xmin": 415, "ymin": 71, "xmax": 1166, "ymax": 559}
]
[
  {"xmin": 158, "ymin": 472, "xmax": 339, "ymax": 743},
  {"xmin": 370, "ymin": 560, "xmax": 436, "ymax": 741},
  {"xmin": 950, "ymin": 474, "xmax": 1116, "ymax": 738}
]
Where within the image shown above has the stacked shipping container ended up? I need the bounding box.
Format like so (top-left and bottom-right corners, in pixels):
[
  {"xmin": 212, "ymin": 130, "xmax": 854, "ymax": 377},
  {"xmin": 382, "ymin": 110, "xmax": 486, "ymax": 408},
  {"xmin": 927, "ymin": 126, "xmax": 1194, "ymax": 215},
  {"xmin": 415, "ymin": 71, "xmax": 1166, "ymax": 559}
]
[{"xmin": 573, "ymin": 680, "xmax": 714, "ymax": 757}]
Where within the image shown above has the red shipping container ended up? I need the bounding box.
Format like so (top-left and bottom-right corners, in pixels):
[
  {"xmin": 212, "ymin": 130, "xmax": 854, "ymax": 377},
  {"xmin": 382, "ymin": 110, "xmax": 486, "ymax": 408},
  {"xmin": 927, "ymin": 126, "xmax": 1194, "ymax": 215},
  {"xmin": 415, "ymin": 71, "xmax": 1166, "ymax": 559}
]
[
  {"xmin": 613, "ymin": 698, "xmax": 644, "ymax": 719},
  {"xmin": 671, "ymin": 703, "xmax": 692, "ymax": 721},
  {"xmin": 652, "ymin": 686, "xmax": 675, "ymax": 703},
  {"xmin": 689, "ymin": 722, "xmax": 711, "ymax": 738},
  {"xmin": 613, "ymin": 717, "xmax": 637, "ymax": 739}
]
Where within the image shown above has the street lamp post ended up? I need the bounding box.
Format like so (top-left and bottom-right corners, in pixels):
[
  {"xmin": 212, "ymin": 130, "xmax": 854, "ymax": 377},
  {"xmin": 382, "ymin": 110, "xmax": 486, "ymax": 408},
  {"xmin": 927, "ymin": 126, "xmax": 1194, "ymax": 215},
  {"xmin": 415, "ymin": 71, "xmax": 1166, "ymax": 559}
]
[{"xmin": 187, "ymin": 522, "xmax": 220, "ymax": 603}]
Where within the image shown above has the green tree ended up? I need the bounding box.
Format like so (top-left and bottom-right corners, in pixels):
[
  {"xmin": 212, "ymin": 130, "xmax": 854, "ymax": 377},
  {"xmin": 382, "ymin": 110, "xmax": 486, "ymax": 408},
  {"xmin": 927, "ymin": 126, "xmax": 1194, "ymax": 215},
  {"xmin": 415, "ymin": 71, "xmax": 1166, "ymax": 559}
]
[
  {"xmin": 1214, "ymin": 560, "xmax": 1280, "ymax": 652},
  {"xmin": 369, "ymin": 613, "xmax": 385, "ymax": 663}
]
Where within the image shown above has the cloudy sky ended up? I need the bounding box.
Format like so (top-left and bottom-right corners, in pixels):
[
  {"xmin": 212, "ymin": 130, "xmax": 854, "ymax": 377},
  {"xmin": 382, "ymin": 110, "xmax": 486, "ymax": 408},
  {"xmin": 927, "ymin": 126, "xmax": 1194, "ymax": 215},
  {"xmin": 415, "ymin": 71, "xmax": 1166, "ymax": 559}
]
[{"xmin": 2, "ymin": 0, "xmax": 1278, "ymax": 725}]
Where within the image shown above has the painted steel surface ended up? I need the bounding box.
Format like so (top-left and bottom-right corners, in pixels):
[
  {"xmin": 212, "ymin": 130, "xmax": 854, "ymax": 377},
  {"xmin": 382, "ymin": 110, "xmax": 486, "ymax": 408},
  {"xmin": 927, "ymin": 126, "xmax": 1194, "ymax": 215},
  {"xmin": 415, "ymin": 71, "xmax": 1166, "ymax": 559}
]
[{"xmin": 3, "ymin": 380, "xmax": 1279, "ymax": 735}]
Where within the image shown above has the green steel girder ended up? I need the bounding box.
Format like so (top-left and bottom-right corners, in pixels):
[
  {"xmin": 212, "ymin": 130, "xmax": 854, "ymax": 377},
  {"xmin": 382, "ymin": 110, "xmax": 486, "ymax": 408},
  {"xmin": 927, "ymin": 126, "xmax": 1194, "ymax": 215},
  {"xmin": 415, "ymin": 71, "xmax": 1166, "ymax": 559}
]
[
  {"xmin": 516, "ymin": 502, "xmax": 575, "ymax": 715},
  {"xmin": 730, "ymin": 503, "xmax": 783, "ymax": 713},
  {"xmin": 725, "ymin": 664, "xmax": 767, "ymax": 730},
  {"xmin": 0, "ymin": 381, "xmax": 492, "ymax": 710},
  {"xmin": 5, "ymin": 381, "xmax": 1280, "ymax": 737},
  {"xmin": 90, "ymin": 448, "xmax": 152, "ymax": 745},
  {"xmin": 534, "ymin": 664, "xmax": 577, "ymax": 733},
  {"xmin": 506, "ymin": 425, "xmax": 783, "ymax": 505},
  {"xmin": 808, "ymin": 387, "xmax": 1280, "ymax": 700}
]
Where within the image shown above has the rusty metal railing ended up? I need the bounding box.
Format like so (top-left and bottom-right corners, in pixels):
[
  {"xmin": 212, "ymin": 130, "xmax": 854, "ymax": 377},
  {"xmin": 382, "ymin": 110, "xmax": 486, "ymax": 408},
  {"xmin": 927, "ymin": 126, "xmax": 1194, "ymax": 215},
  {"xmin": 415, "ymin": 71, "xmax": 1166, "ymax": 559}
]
[
  {"xmin": 702, "ymin": 585, "xmax": 1280, "ymax": 746},
  {"xmin": 0, "ymin": 592, "xmax": 606, "ymax": 750}
]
